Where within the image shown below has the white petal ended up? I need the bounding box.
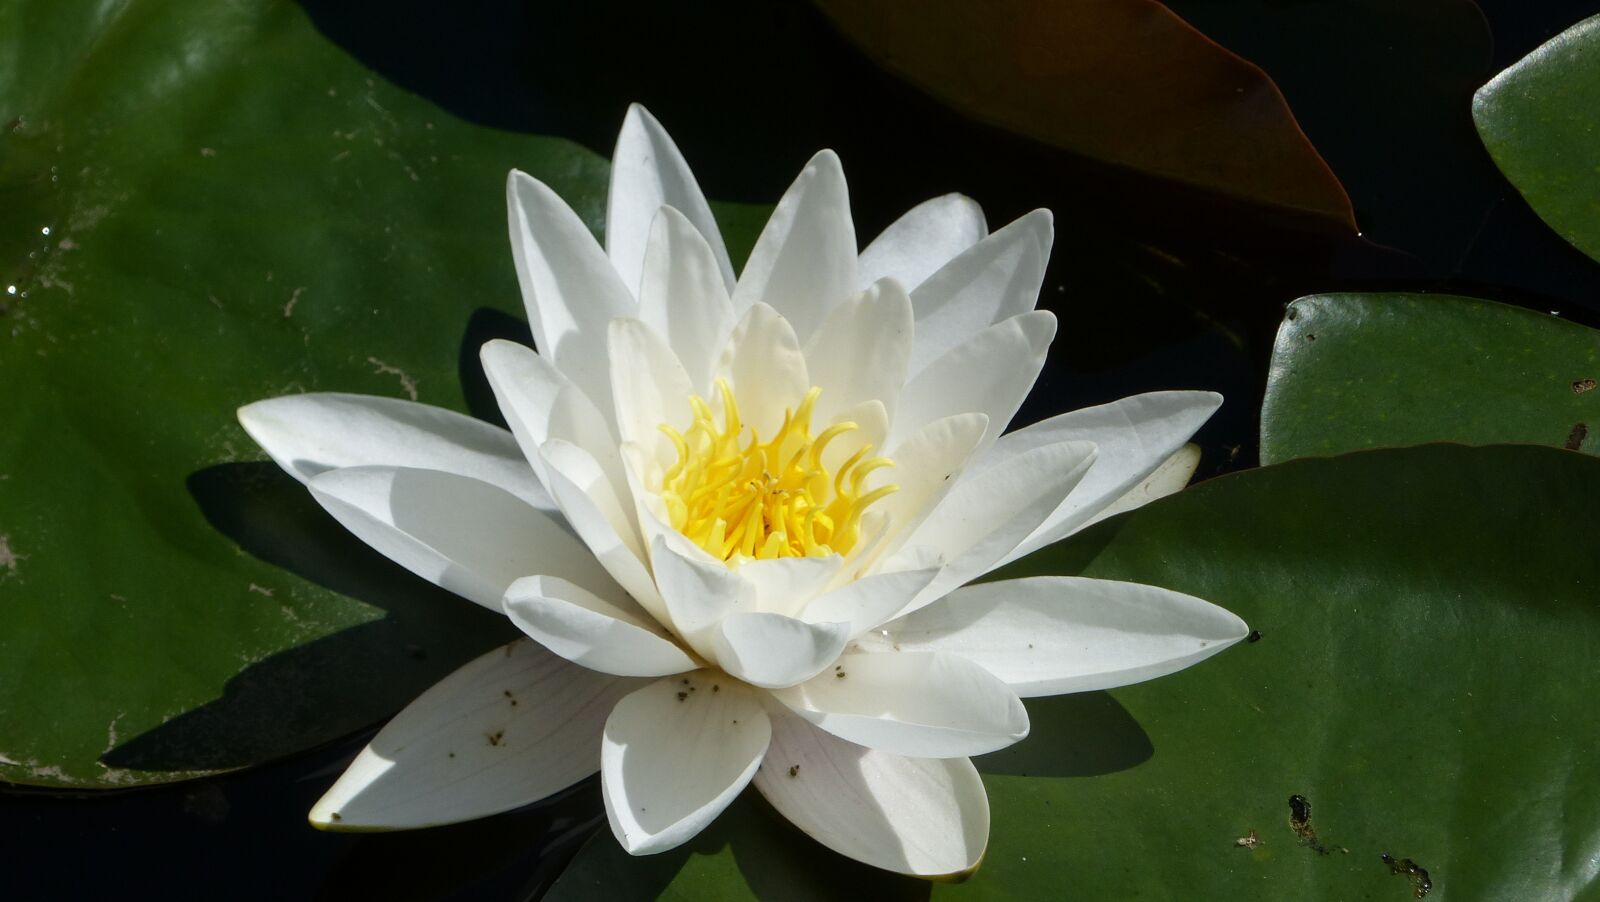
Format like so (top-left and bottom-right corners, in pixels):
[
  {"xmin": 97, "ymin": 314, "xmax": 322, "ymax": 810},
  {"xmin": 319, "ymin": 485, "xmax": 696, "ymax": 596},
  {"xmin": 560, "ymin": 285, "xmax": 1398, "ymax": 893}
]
[
  {"xmin": 873, "ymin": 413, "xmax": 990, "ymax": 559},
  {"xmin": 715, "ymin": 302, "xmax": 810, "ymax": 440},
  {"xmin": 802, "ymin": 278, "xmax": 914, "ymax": 425},
  {"xmin": 602, "ymin": 675, "xmax": 771, "ymax": 854},
  {"xmin": 540, "ymin": 440, "xmax": 666, "ymax": 622},
  {"xmin": 310, "ymin": 638, "xmax": 637, "ymax": 830},
  {"xmin": 736, "ymin": 555, "xmax": 843, "ymax": 617},
  {"xmin": 606, "ymin": 104, "xmax": 735, "ymax": 299},
  {"xmin": 608, "ymin": 318, "xmax": 694, "ymax": 462},
  {"xmin": 637, "ymin": 205, "xmax": 737, "ymax": 393},
  {"xmin": 1080, "ymin": 443, "xmax": 1202, "ymax": 529},
  {"xmin": 307, "ymin": 466, "xmax": 616, "ymax": 610},
  {"xmin": 857, "ymin": 193, "xmax": 988, "ymax": 293},
  {"xmin": 713, "ymin": 613, "xmax": 850, "ymax": 689},
  {"xmin": 479, "ymin": 339, "xmax": 619, "ymax": 493},
  {"xmin": 772, "ymin": 651, "xmax": 1028, "ymax": 758},
  {"xmin": 507, "ymin": 170, "xmax": 635, "ymax": 421},
  {"xmin": 988, "ymin": 391, "xmax": 1221, "ymax": 564},
  {"xmin": 904, "ymin": 440, "xmax": 1098, "ymax": 606},
  {"xmin": 889, "ymin": 311, "xmax": 1056, "ymax": 451},
  {"xmin": 238, "ymin": 393, "xmax": 551, "ymax": 511},
  {"xmin": 906, "ymin": 210, "xmax": 1052, "ymax": 376},
  {"xmin": 730, "ymin": 150, "xmax": 856, "ymax": 343},
  {"xmin": 882, "ymin": 576, "xmax": 1249, "ymax": 696},
  {"xmin": 799, "ymin": 565, "xmax": 942, "ymax": 637},
  {"xmin": 754, "ymin": 710, "xmax": 988, "ymax": 878},
  {"xmin": 503, "ymin": 575, "xmax": 697, "ymax": 678},
  {"xmin": 651, "ymin": 534, "xmax": 753, "ymax": 649}
]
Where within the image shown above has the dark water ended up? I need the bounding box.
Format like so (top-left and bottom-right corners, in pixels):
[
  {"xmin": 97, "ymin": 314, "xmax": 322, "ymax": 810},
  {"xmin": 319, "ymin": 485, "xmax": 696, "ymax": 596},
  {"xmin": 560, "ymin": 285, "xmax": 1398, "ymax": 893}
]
[{"xmin": 7, "ymin": 1, "xmax": 1600, "ymax": 898}]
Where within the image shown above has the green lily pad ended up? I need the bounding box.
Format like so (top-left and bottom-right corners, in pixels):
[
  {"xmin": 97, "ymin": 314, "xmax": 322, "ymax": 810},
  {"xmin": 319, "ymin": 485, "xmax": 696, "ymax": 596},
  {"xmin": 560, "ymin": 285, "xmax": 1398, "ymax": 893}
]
[
  {"xmin": 1474, "ymin": 14, "xmax": 1600, "ymax": 264},
  {"xmin": 550, "ymin": 444, "xmax": 1600, "ymax": 900},
  {"xmin": 1259, "ymin": 293, "xmax": 1600, "ymax": 464},
  {"xmin": 0, "ymin": 2, "xmax": 762, "ymax": 788}
]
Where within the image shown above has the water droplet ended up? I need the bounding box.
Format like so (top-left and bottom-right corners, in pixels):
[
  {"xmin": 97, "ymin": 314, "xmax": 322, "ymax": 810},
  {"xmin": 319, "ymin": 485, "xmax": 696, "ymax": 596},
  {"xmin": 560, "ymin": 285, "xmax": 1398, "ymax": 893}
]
[
  {"xmin": 6, "ymin": 285, "xmax": 16, "ymax": 296},
  {"xmin": 40, "ymin": 226, "xmax": 50, "ymax": 236}
]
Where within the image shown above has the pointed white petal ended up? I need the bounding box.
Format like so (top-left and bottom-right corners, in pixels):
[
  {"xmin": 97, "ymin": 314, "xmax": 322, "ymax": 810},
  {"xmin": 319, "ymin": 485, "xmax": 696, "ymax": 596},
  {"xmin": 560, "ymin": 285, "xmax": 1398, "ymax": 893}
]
[
  {"xmin": 906, "ymin": 210, "xmax": 1052, "ymax": 376},
  {"xmin": 904, "ymin": 440, "xmax": 1097, "ymax": 607},
  {"xmin": 713, "ymin": 613, "xmax": 850, "ymax": 689},
  {"xmin": 874, "ymin": 413, "xmax": 989, "ymax": 558},
  {"xmin": 802, "ymin": 278, "xmax": 915, "ymax": 425},
  {"xmin": 479, "ymin": 339, "xmax": 619, "ymax": 493},
  {"xmin": 540, "ymin": 440, "xmax": 665, "ymax": 621},
  {"xmin": 307, "ymin": 466, "xmax": 616, "ymax": 610},
  {"xmin": 715, "ymin": 302, "xmax": 810, "ymax": 440},
  {"xmin": 883, "ymin": 576, "xmax": 1248, "ymax": 697},
  {"xmin": 1079, "ymin": 443, "xmax": 1202, "ymax": 530},
  {"xmin": 799, "ymin": 564, "xmax": 942, "ymax": 637},
  {"xmin": 503, "ymin": 576, "xmax": 696, "ymax": 678},
  {"xmin": 238, "ymin": 393, "xmax": 551, "ymax": 511},
  {"xmin": 988, "ymin": 391, "xmax": 1222, "ymax": 564},
  {"xmin": 730, "ymin": 150, "xmax": 856, "ymax": 342},
  {"xmin": 772, "ymin": 651, "xmax": 1028, "ymax": 758},
  {"xmin": 602, "ymin": 676, "xmax": 771, "ymax": 854},
  {"xmin": 507, "ymin": 170, "xmax": 635, "ymax": 421},
  {"xmin": 310, "ymin": 638, "xmax": 637, "ymax": 830},
  {"xmin": 889, "ymin": 311, "xmax": 1056, "ymax": 451},
  {"xmin": 608, "ymin": 318, "xmax": 694, "ymax": 462},
  {"xmin": 754, "ymin": 710, "xmax": 988, "ymax": 878},
  {"xmin": 857, "ymin": 193, "xmax": 988, "ymax": 293},
  {"xmin": 637, "ymin": 205, "xmax": 737, "ymax": 393},
  {"xmin": 607, "ymin": 104, "xmax": 735, "ymax": 298}
]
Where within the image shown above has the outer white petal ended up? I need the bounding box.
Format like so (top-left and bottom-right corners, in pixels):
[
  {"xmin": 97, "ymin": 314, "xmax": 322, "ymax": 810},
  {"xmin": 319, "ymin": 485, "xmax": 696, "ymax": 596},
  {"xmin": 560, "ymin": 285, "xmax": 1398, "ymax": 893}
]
[
  {"xmin": 901, "ymin": 440, "xmax": 1097, "ymax": 607},
  {"xmin": 306, "ymin": 466, "xmax": 617, "ymax": 610},
  {"xmin": 602, "ymin": 675, "xmax": 771, "ymax": 854},
  {"xmin": 882, "ymin": 576, "xmax": 1249, "ymax": 697},
  {"xmin": 799, "ymin": 564, "xmax": 942, "ymax": 637},
  {"xmin": 715, "ymin": 302, "xmax": 810, "ymax": 440},
  {"xmin": 1079, "ymin": 443, "xmax": 1202, "ymax": 529},
  {"xmin": 754, "ymin": 709, "xmax": 989, "ymax": 878},
  {"xmin": 802, "ymin": 278, "xmax": 915, "ymax": 426},
  {"xmin": 730, "ymin": 150, "xmax": 856, "ymax": 343},
  {"xmin": 856, "ymin": 193, "xmax": 988, "ymax": 293},
  {"xmin": 503, "ymin": 576, "xmax": 697, "ymax": 678},
  {"xmin": 906, "ymin": 209, "xmax": 1052, "ymax": 376},
  {"xmin": 606, "ymin": 104, "xmax": 736, "ymax": 298},
  {"xmin": 540, "ymin": 440, "xmax": 665, "ymax": 621},
  {"xmin": 986, "ymin": 391, "xmax": 1222, "ymax": 565},
  {"xmin": 637, "ymin": 205, "xmax": 737, "ymax": 393},
  {"xmin": 238, "ymin": 393, "xmax": 551, "ymax": 511},
  {"xmin": 608, "ymin": 318, "xmax": 694, "ymax": 461},
  {"xmin": 479, "ymin": 339, "xmax": 620, "ymax": 493},
  {"xmin": 889, "ymin": 311, "xmax": 1056, "ymax": 451},
  {"xmin": 713, "ymin": 613, "xmax": 850, "ymax": 689},
  {"xmin": 772, "ymin": 651, "xmax": 1028, "ymax": 758},
  {"xmin": 310, "ymin": 638, "xmax": 638, "ymax": 830},
  {"xmin": 507, "ymin": 170, "xmax": 635, "ymax": 422}
]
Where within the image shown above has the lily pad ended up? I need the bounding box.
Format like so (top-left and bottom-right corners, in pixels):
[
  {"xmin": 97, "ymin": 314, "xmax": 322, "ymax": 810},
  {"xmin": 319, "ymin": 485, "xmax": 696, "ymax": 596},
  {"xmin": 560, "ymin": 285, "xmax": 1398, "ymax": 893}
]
[
  {"xmin": 1259, "ymin": 293, "xmax": 1600, "ymax": 464},
  {"xmin": 551, "ymin": 444, "xmax": 1600, "ymax": 899},
  {"xmin": 812, "ymin": 0, "xmax": 1356, "ymax": 233},
  {"xmin": 0, "ymin": 1, "xmax": 762, "ymax": 787},
  {"xmin": 1475, "ymin": 14, "xmax": 1600, "ymax": 264}
]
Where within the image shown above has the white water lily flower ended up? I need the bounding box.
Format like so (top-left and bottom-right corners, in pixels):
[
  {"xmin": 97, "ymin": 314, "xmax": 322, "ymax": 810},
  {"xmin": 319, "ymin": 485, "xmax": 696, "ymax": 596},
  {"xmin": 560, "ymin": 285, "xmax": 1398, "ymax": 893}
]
[{"xmin": 238, "ymin": 104, "xmax": 1247, "ymax": 877}]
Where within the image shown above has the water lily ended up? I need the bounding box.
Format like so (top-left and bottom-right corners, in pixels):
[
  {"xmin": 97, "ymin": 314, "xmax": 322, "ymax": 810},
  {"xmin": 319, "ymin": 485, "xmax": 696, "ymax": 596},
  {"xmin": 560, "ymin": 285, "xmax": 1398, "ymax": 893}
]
[{"xmin": 237, "ymin": 104, "xmax": 1246, "ymax": 877}]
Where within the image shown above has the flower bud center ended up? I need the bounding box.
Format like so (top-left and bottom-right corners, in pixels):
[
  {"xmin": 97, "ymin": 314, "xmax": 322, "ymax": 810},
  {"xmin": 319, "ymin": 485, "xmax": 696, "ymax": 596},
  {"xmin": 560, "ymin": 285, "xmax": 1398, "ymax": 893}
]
[{"xmin": 657, "ymin": 380, "xmax": 897, "ymax": 564}]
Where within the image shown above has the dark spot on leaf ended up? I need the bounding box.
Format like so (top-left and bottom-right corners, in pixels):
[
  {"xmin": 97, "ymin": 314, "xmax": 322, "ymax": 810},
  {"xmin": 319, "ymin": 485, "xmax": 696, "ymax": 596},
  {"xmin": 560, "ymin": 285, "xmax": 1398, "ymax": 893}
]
[
  {"xmin": 502, "ymin": 690, "xmax": 513, "ymax": 698},
  {"xmin": 1572, "ymin": 378, "xmax": 1596, "ymax": 394},
  {"xmin": 486, "ymin": 730, "xmax": 504, "ymax": 747},
  {"xmin": 712, "ymin": 684, "xmax": 720, "ymax": 693},
  {"xmin": 1565, "ymin": 422, "xmax": 1587, "ymax": 451},
  {"xmin": 1247, "ymin": 630, "xmax": 1263, "ymax": 643},
  {"xmin": 677, "ymin": 691, "xmax": 688, "ymax": 702},
  {"xmin": 1306, "ymin": 333, "xmax": 1316, "ymax": 341},
  {"xmin": 1288, "ymin": 794, "xmax": 1329, "ymax": 855},
  {"xmin": 330, "ymin": 812, "xmax": 341, "ymax": 821},
  {"xmin": 788, "ymin": 765, "xmax": 799, "ymax": 777},
  {"xmin": 1382, "ymin": 853, "xmax": 1433, "ymax": 898}
]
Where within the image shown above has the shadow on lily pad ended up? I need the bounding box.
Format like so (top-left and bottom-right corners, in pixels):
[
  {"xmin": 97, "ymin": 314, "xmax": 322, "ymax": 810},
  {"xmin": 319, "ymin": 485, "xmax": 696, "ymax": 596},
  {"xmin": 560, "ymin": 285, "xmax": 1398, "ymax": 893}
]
[
  {"xmin": 976, "ymin": 691, "xmax": 1153, "ymax": 779},
  {"xmin": 102, "ymin": 462, "xmax": 515, "ymax": 774}
]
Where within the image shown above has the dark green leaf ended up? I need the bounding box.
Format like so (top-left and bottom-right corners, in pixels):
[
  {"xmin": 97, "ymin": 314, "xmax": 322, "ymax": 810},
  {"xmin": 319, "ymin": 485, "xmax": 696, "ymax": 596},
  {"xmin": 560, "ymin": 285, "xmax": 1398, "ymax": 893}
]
[
  {"xmin": 0, "ymin": 2, "xmax": 761, "ymax": 787},
  {"xmin": 1474, "ymin": 14, "xmax": 1600, "ymax": 264},
  {"xmin": 553, "ymin": 444, "xmax": 1600, "ymax": 900},
  {"xmin": 1259, "ymin": 293, "xmax": 1600, "ymax": 464}
]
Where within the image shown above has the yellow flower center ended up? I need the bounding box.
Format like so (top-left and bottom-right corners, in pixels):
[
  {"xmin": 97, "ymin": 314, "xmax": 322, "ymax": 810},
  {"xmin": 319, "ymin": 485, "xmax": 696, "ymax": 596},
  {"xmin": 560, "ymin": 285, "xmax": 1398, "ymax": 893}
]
[{"xmin": 657, "ymin": 381, "xmax": 897, "ymax": 563}]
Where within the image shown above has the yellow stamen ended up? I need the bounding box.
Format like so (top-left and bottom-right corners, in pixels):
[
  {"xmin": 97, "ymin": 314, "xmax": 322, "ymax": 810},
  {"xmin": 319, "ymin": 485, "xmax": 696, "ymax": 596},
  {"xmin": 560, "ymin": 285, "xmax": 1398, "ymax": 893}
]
[{"xmin": 657, "ymin": 379, "xmax": 898, "ymax": 564}]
